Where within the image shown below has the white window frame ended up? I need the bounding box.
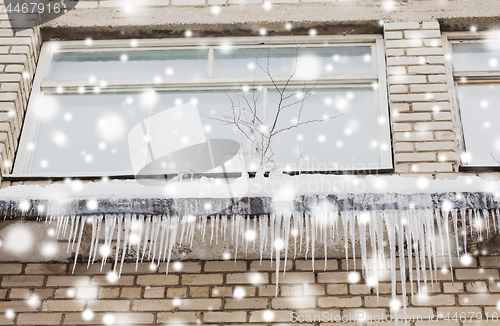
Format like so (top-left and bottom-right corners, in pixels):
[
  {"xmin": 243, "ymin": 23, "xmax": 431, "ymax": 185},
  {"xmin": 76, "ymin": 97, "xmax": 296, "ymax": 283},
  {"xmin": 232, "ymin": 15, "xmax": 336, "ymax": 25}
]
[
  {"xmin": 12, "ymin": 35, "xmax": 392, "ymax": 178},
  {"xmin": 443, "ymin": 32, "xmax": 500, "ymax": 170}
]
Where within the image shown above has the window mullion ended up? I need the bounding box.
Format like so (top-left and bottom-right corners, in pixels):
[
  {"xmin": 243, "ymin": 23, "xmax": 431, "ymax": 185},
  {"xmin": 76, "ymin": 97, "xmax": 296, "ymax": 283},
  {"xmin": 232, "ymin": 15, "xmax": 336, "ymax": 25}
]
[{"xmin": 208, "ymin": 47, "xmax": 214, "ymax": 78}]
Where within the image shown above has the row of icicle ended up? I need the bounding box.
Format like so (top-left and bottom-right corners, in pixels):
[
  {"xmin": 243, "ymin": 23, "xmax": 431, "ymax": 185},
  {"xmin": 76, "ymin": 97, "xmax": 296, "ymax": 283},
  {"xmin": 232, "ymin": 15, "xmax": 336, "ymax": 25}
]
[{"xmin": 52, "ymin": 208, "xmax": 499, "ymax": 316}]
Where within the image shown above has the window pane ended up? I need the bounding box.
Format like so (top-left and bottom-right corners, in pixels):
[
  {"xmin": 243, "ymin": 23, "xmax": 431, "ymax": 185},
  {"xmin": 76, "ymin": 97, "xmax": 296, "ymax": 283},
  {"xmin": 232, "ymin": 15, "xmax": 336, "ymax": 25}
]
[
  {"xmin": 213, "ymin": 46, "xmax": 373, "ymax": 78},
  {"xmin": 268, "ymin": 88, "xmax": 381, "ymax": 171},
  {"xmin": 457, "ymin": 84, "xmax": 500, "ymax": 166},
  {"xmin": 48, "ymin": 49, "xmax": 209, "ymax": 81},
  {"xmin": 29, "ymin": 93, "xmax": 151, "ymax": 174},
  {"xmin": 452, "ymin": 42, "xmax": 500, "ymax": 72},
  {"xmin": 153, "ymin": 90, "xmax": 261, "ymax": 173}
]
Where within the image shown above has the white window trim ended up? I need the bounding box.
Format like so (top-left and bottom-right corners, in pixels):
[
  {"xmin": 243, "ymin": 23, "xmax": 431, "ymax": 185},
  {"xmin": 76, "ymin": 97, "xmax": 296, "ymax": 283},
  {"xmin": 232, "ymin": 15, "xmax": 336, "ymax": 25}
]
[
  {"xmin": 12, "ymin": 35, "xmax": 392, "ymax": 178},
  {"xmin": 443, "ymin": 31, "xmax": 500, "ymax": 170}
]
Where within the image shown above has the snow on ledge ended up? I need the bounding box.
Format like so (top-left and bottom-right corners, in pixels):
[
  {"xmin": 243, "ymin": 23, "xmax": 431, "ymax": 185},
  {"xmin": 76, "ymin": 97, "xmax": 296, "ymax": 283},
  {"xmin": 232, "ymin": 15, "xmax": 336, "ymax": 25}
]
[{"xmin": 0, "ymin": 174, "xmax": 499, "ymax": 201}]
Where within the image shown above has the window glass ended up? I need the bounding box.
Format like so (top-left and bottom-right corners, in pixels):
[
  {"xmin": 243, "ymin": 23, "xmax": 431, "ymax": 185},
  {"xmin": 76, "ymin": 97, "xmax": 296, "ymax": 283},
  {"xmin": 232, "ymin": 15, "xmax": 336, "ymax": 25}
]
[
  {"xmin": 452, "ymin": 42, "xmax": 500, "ymax": 72},
  {"xmin": 49, "ymin": 49, "xmax": 209, "ymax": 81},
  {"xmin": 154, "ymin": 90, "xmax": 262, "ymax": 173},
  {"xmin": 30, "ymin": 93, "xmax": 150, "ymax": 174},
  {"xmin": 213, "ymin": 46, "xmax": 374, "ymax": 78},
  {"xmin": 269, "ymin": 88, "xmax": 380, "ymax": 170},
  {"xmin": 457, "ymin": 84, "xmax": 500, "ymax": 166}
]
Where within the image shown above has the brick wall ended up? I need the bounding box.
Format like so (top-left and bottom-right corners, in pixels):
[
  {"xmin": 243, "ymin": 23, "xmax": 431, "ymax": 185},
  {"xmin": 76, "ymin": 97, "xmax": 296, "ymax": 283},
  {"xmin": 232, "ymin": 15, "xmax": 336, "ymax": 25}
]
[
  {"xmin": 0, "ymin": 258, "xmax": 499, "ymax": 325},
  {"xmin": 385, "ymin": 21, "xmax": 458, "ymax": 176}
]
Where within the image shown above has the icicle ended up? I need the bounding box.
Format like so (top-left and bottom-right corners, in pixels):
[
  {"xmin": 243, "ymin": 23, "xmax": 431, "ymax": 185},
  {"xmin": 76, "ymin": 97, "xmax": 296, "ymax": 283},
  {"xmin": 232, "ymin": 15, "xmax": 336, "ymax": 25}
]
[
  {"xmin": 460, "ymin": 209, "xmax": 467, "ymax": 253},
  {"xmin": 451, "ymin": 210, "xmax": 460, "ymax": 256},
  {"xmin": 113, "ymin": 215, "xmax": 123, "ymax": 273},
  {"xmin": 119, "ymin": 214, "xmax": 131, "ymax": 276},
  {"xmin": 72, "ymin": 216, "xmax": 87, "ymax": 273},
  {"xmin": 141, "ymin": 216, "xmax": 151, "ymax": 262}
]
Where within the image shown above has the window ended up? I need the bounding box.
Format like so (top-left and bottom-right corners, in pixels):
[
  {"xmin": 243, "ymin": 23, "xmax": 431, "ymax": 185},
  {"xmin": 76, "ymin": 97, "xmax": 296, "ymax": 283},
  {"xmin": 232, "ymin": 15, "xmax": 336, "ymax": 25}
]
[
  {"xmin": 13, "ymin": 36, "xmax": 391, "ymax": 177},
  {"xmin": 445, "ymin": 34, "xmax": 500, "ymax": 168}
]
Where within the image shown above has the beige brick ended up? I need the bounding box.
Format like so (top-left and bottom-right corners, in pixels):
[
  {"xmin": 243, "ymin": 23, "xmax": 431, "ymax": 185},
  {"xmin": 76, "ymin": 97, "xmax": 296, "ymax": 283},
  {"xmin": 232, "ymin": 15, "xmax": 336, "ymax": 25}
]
[
  {"xmin": 46, "ymin": 276, "xmax": 89, "ymax": 287},
  {"xmin": 456, "ymin": 269, "xmax": 499, "ymax": 280},
  {"xmin": 388, "ymin": 66, "xmax": 407, "ymax": 76},
  {"xmin": 384, "ymin": 22, "xmax": 421, "ymax": 30},
  {"xmin": 410, "ymin": 84, "xmax": 448, "ymax": 93},
  {"xmin": 272, "ymin": 296, "xmax": 315, "ymax": 309},
  {"xmin": 390, "ymin": 85, "xmax": 409, "ymax": 93},
  {"xmin": 54, "ymin": 288, "xmax": 76, "ymax": 299},
  {"xmin": 16, "ymin": 313, "xmax": 62, "ymax": 325},
  {"xmin": 188, "ymin": 286, "xmax": 208, "ymax": 298},
  {"xmin": 393, "ymin": 132, "xmax": 434, "ymax": 142},
  {"xmin": 466, "ymin": 281, "xmax": 488, "ymax": 293},
  {"xmin": 87, "ymin": 300, "xmax": 130, "ymax": 311},
  {"xmin": 387, "ymin": 49, "xmax": 405, "ymax": 56},
  {"xmin": 349, "ymin": 284, "xmax": 371, "ymax": 295},
  {"xmin": 103, "ymin": 287, "xmax": 122, "ymax": 299},
  {"xmin": 479, "ymin": 257, "xmax": 500, "ymax": 268},
  {"xmin": 73, "ymin": 264, "xmax": 111, "ymax": 275},
  {"xmin": 205, "ymin": 261, "xmax": 247, "ymax": 272},
  {"xmin": 0, "ymin": 264, "xmax": 22, "ymax": 274},
  {"xmin": 250, "ymin": 260, "xmax": 293, "ymax": 271},
  {"xmin": 225, "ymin": 298, "xmax": 268, "ymax": 309},
  {"xmin": 427, "ymin": 56, "xmax": 446, "ymax": 64},
  {"xmin": 249, "ymin": 310, "xmax": 293, "ymax": 322},
  {"xmin": 227, "ymin": 273, "xmax": 268, "ymax": 284},
  {"xmin": 92, "ymin": 275, "xmax": 134, "ymax": 286},
  {"xmin": 384, "ymin": 31, "xmax": 403, "ymax": 39},
  {"xmin": 408, "ymin": 65, "xmax": 446, "ymax": 74},
  {"xmin": 394, "ymin": 142, "xmax": 414, "ymax": 152},
  {"xmin": 388, "ymin": 75, "xmax": 427, "ymax": 84},
  {"xmin": 407, "ymin": 47, "xmax": 444, "ymax": 56},
  {"xmin": 395, "ymin": 152, "xmax": 436, "ymax": 162},
  {"xmin": 178, "ymin": 298, "xmax": 222, "ymax": 310},
  {"xmin": 42, "ymin": 300, "xmax": 85, "ymax": 312},
  {"xmin": 167, "ymin": 287, "xmax": 188, "ymax": 298},
  {"xmin": 74, "ymin": 287, "xmax": 97, "ymax": 299},
  {"xmin": 416, "ymin": 322, "xmax": 459, "ymax": 326},
  {"xmin": 9, "ymin": 288, "xmax": 32, "ymax": 300},
  {"xmin": 303, "ymin": 284, "xmax": 325, "ymax": 296},
  {"xmin": 258, "ymin": 285, "xmax": 278, "ymax": 296},
  {"xmin": 422, "ymin": 21, "xmax": 440, "ymax": 30},
  {"xmin": 386, "ymin": 39, "xmax": 423, "ymax": 48},
  {"xmin": 132, "ymin": 299, "xmax": 175, "ymax": 311},
  {"xmin": 296, "ymin": 260, "xmax": 337, "ymax": 271},
  {"xmin": 327, "ymin": 284, "xmax": 348, "ymax": 295},
  {"xmin": 433, "ymin": 112, "xmax": 453, "ymax": 121},
  {"xmin": 436, "ymin": 307, "xmax": 481, "ymax": 319},
  {"xmin": 387, "ymin": 56, "xmax": 423, "ymax": 66},
  {"xmin": 415, "ymin": 122, "xmax": 453, "ymax": 131},
  {"xmin": 318, "ymin": 272, "xmax": 360, "ymax": 284},
  {"xmin": 443, "ymin": 282, "xmax": 464, "ymax": 293},
  {"xmin": 425, "ymin": 39, "xmax": 442, "ymax": 47},
  {"xmin": 428, "ymin": 75, "xmax": 448, "ymax": 83},
  {"xmin": 136, "ymin": 275, "xmax": 179, "ymax": 286},
  {"xmin": 391, "ymin": 93, "xmax": 449, "ymax": 102},
  {"xmin": 144, "ymin": 286, "xmax": 165, "ymax": 298},
  {"xmin": 271, "ymin": 272, "xmax": 314, "ymax": 284},
  {"xmin": 404, "ymin": 30, "xmax": 441, "ymax": 39},
  {"xmin": 393, "ymin": 113, "xmax": 432, "ymax": 122},
  {"xmin": 280, "ymin": 285, "xmax": 302, "ymax": 297},
  {"xmin": 318, "ymin": 297, "xmax": 362, "ymax": 308},
  {"xmin": 63, "ymin": 312, "xmax": 154, "ymax": 325},
  {"xmin": 393, "ymin": 122, "xmax": 413, "ymax": 133},
  {"xmin": 181, "ymin": 274, "xmax": 223, "ymax": 285},
  {"xmin": 2, "ymin": 275, "xmax": 44, "ymax": 287},
  {"xmin": 412, "ymin": 294, "xmax": 455, "ymax": 306},
  {"xmin": 415, "ymin": 142, "xmax": 455, "ymax": 152},
  {"xmin": 25, "ymin": 264, "xmax": 67, "ymax": 275},
  {"xmin": 459, "ymin": 294, "xmax": 500, "ymax": 305},
  {"xmin": 157, "ymin": 312, "xmax": 200, "ymax": 324},
  {"xmin": 204, "ymin": 311, "xmax": 247, "ymax": 323},
  {"xmin": 162, "ymin": 262, "xmax": 202, "ymax": 273},
  {"xmin": 413, "ymin": 102, "xmax": 450, "ymax": 111},
  {"xmin": 0, "ymin": 301, "xmax": 38, "ymax": 313}
]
